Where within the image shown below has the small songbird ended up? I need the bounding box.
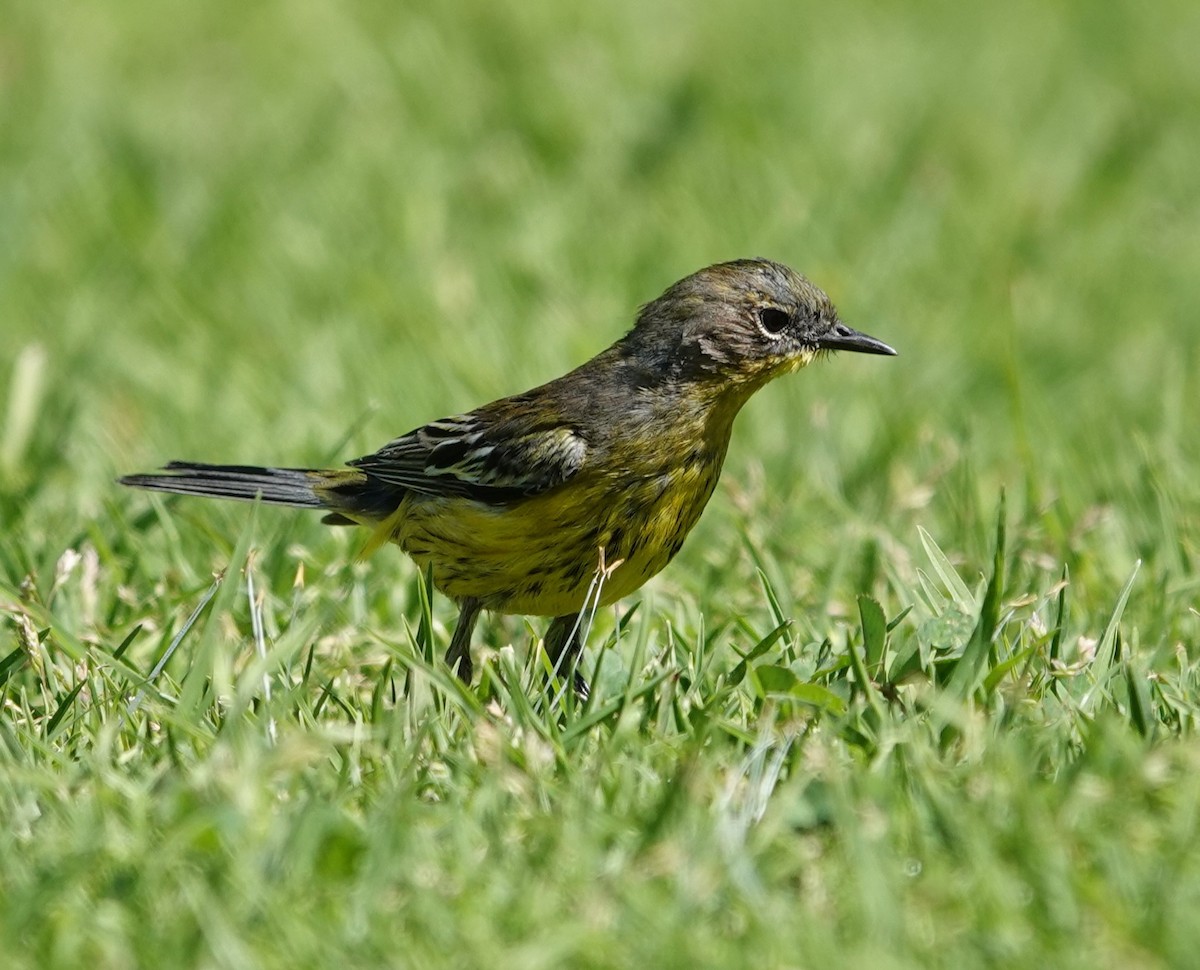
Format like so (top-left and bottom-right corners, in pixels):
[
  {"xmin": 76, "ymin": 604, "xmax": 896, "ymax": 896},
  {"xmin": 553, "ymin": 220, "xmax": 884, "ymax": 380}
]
[{"xmin": 121, "ymin": 259, "xmax": 896, "ymax": 695}]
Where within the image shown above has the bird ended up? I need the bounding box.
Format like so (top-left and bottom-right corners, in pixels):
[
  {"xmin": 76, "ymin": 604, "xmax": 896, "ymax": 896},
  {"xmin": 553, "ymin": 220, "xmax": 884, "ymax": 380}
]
[{"xmin": 121, "ymin": 258, "xmax": 896, "ymax": 696}]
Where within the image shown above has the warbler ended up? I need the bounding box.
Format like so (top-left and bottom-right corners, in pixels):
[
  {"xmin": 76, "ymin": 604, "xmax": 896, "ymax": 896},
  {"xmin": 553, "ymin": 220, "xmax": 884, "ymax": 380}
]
[{"xmin": 121, "ymin": 258, "xmax": 895, "ymax": 695}]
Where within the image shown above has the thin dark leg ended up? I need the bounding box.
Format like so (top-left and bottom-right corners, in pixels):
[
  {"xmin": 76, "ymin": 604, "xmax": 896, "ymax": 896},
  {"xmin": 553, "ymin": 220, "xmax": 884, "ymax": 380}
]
[
  {"xmin": 544, "ymin": 613, "xmax": 590, "ymax": 699},
  {"xmin": 445, "ymin": 598, "xmax": 482, "ymax": 685}
]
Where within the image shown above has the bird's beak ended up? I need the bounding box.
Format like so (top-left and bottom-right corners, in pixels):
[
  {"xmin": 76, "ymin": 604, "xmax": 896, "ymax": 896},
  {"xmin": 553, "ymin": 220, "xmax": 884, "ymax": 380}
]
[{"xmin": 816, "ymin": 322, "xmax": 897, "ymax": 356}]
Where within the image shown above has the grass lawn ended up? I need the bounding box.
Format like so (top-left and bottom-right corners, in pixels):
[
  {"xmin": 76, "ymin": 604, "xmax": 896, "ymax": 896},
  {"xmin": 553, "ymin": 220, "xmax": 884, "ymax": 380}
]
[{"xmin": 2, "ymin": 0, "xmax": 1199, "ymax": 966}]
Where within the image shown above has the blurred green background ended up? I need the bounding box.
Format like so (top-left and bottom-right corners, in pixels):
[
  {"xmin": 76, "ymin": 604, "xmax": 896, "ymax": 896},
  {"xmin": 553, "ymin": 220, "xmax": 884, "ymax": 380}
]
[
  {"xmin": 3, "ymin": 0, "xmax": 1200, "ymax": 967},
  {"xmin": 4, "ymin": 0, "xmax": 1197, "ymax": 559}
]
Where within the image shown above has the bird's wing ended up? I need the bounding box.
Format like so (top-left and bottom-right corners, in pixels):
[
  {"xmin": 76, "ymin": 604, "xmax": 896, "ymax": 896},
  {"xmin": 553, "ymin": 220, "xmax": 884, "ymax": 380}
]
[{"xmin": 348, "ymin": 411, "xmax": 588, "ymax": 503}]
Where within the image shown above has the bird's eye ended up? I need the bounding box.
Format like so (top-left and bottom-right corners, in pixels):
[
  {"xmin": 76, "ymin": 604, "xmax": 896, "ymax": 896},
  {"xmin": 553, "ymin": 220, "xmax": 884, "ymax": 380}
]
[{"xmin": 757, "ymin": 307, "xmax": 790, "ymax": 335}]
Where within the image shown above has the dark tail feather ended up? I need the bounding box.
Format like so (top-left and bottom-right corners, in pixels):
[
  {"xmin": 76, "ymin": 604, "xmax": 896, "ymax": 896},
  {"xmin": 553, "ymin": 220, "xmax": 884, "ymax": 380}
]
[{"xmin": 119, "ymin": 461, "xmax": 326, "ymax": 509}]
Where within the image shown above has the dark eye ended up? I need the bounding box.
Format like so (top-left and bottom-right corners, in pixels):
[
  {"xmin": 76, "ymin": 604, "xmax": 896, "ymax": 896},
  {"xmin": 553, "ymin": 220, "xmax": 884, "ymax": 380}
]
[{"xmin": 757, "ymin": 307, "xmax": 790, "ymax": 335}]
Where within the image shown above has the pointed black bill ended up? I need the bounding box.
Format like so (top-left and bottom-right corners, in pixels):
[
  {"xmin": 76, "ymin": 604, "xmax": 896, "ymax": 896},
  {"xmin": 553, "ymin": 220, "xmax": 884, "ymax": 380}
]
[{"xmin": 817, "ymin": 322, "xmax": 897, "ymax": 356}]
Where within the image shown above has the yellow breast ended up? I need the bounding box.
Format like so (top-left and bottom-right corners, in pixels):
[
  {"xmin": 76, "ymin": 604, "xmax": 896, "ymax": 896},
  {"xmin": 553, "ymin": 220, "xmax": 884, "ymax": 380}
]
[{"xmin": 390, "ymin": 457, "xmax": 722, "ymax": 617}]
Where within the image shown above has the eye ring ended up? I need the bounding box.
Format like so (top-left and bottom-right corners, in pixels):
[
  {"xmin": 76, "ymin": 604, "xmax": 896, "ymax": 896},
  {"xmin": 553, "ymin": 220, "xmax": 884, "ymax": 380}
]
[{"xmin": 757, "ymin": 307, "xmax": 790, "ymax": 336}]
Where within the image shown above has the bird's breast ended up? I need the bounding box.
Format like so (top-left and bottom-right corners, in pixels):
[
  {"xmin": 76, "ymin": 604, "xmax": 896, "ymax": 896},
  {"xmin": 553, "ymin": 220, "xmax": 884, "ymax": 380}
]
[{"xmin": 391, "ymin": 441, "xmax": 727, "ymax": 617}]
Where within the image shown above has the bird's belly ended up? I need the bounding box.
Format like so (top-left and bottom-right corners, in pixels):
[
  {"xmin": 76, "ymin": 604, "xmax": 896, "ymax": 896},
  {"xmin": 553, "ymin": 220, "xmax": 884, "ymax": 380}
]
[{"xmin": 392, "ymin": 464, "xmax": 720, "ymax": 616}]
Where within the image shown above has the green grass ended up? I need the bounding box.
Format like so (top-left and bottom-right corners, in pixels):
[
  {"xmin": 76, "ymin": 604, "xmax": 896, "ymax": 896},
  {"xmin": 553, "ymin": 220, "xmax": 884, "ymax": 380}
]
[{"xmin": 3, "ymin": 0, "xmax": 1200, "ymax": 966}]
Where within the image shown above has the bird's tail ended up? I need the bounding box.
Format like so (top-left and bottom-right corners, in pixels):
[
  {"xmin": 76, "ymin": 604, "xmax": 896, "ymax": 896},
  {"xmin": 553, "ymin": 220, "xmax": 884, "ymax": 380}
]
[{"xmin": 119, "ymin": 461, "xmax": 335, "ymax": 509}]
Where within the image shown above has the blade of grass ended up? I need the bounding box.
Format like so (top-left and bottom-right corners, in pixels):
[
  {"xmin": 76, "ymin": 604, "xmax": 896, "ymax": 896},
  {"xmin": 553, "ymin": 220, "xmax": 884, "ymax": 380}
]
[
  {"xmin": 918, "ymin": 527, "xmax": 976, "ymax": 614},
  {"xmin": 948, "ymin": 492, "xmax": 1007, "ymax": 699},
  {"xmin": 1080, "ymin": 560, "xmax": 1141, "ymax": 714}
]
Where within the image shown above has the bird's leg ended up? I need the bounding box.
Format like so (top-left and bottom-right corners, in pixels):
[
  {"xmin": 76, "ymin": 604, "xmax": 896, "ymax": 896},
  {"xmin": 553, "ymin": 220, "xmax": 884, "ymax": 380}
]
[
  {"xmin": 544, "ymin": 613, "xmax": 590, "ymax": 699},
  {"xmin": 445, "ymin": 598, "xmax": 483, "ymax": 685}
]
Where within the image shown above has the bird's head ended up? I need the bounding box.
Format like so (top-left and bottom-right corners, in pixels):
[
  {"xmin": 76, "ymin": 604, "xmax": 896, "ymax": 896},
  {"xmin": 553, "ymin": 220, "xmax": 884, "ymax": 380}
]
[{"xmin": 624, "ymin": 258, "xmax": 896, "ymax": 397}]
